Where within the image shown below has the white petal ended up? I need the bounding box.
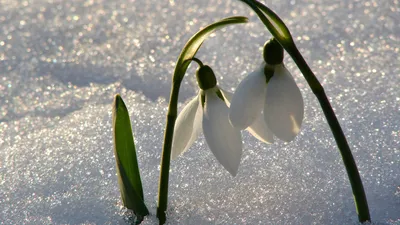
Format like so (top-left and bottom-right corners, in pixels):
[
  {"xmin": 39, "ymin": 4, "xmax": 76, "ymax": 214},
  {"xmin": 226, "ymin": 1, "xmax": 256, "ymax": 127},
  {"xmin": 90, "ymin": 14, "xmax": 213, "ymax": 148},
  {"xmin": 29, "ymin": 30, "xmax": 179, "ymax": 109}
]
[
  {"xmin": 264, "ymin": 64, "xmax": 304, "ymax": 142},
  {"xmin": 171, "ymin": 95, "xmax": 202, "ymax": 159},
  {"xmin": 222, "ymin": 88, "xmax": 273, "ymax": 143},
  {"xmin": 229, "ymin": 64, "xmax": 267, "ymax": 129},
  {"xmin": 247, "ymin": 111, "xmax": 274, "ymax": 143},
  {"xmin": 203, "ymin": 90, "xmax": 243, "ymax": 176}
]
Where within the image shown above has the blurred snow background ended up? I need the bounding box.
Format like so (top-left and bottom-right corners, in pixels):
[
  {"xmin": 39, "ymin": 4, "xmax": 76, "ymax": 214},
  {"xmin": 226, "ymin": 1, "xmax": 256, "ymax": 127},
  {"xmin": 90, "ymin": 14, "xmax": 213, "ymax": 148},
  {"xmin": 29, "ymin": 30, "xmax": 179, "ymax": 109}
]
[{"xmin": 0, "ymin": 0, "xmax": 399, "ymax": 224}]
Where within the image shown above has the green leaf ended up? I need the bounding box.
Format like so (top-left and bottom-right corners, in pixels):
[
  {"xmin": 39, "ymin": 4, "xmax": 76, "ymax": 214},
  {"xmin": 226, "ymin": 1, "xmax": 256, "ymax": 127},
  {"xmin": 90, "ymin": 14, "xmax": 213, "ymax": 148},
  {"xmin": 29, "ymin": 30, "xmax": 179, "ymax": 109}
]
[
  {"xmin": 239, "ymin": 0, "xmax": 294, "ymax": 48},
  {"xmin": 173, "ymin": 16, "xmax": 248, "ymax": 83},
  {"xmin": 113, "ymin": 94, "xmax": 149, "ymax": 217}
]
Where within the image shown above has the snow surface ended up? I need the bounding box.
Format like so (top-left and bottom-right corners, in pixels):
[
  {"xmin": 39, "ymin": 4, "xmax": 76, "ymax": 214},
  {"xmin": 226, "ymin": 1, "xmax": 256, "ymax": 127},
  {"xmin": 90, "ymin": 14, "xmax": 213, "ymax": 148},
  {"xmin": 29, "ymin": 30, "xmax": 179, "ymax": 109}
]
[{"xmin": 0, "ymin": 0, "xmax": 399, "ymax": 224}]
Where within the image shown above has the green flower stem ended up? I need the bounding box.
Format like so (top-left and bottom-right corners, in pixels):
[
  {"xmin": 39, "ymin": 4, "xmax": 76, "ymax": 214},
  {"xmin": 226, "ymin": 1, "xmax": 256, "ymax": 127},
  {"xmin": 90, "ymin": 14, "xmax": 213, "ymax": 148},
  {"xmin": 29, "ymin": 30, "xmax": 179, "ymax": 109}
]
[
  {"xmin": 238, "ymin": 0, "xmax": 370, "ymax": 222},
  {"xmin": 157, "ymin": 82, "xmax": 180, "ymax": 224},
  {"xmin": 156, "ymin": 16, "xmax": 248, "ymax": 224},
  {"xmin": 287, "ymin": 46, "xmax": 370, "ymax": 222}
]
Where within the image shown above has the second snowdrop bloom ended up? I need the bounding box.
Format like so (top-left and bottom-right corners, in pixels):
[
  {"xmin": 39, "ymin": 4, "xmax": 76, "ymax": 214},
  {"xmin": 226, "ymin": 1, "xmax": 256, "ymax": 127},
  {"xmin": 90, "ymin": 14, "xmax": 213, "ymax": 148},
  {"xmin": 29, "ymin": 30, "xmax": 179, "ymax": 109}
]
[
  {"xmin": 229, "ymin": 39, "xmax": 304, "ymax": 142},
  {"xmin": 171, "ymin": 63, "xmax": 242, "ymax": 176}
]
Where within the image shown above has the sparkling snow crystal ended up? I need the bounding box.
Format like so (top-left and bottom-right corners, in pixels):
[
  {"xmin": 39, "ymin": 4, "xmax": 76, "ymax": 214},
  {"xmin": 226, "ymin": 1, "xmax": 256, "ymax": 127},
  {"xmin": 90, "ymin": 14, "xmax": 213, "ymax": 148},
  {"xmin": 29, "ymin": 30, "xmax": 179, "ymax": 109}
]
[{"xmin": 0, "ymin": 0, "xmax": 399, "ymax": 224}]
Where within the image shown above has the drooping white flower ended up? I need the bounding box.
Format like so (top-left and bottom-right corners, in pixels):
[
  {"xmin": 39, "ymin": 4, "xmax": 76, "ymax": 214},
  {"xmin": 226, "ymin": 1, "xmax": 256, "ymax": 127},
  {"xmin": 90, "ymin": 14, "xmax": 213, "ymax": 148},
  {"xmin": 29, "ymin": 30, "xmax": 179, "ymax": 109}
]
[
  {"xmin": 229, "ymin": 39, "xmax": 304, "ymax": 142},
  {"xmin": 171, "ymin": 65, "xmax": 243, "ymax": 176}
]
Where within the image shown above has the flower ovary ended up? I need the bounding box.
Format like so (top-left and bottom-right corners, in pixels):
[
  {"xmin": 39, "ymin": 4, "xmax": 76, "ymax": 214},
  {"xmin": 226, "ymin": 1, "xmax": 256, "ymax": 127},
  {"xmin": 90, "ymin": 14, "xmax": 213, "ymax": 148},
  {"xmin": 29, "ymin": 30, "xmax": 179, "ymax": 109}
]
[
  {"xmin": 196, "ymin": 65, "xmax": 217, "ymax": 90},
  {"xmin": 264, "ymin": 65, "xmax": 275, "ymax": 83},
  {"xmin": 263, "ymin": 38, "xmax": 284, "ymax": 65}
]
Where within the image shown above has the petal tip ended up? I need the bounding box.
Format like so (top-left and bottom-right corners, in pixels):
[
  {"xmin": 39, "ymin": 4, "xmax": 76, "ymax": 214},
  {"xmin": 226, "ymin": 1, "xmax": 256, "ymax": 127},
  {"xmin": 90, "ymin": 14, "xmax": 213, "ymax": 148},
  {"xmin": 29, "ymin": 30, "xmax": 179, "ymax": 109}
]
[{"xmin": 228, "ymin": 169, "xmax": 238, "ymax": 177}]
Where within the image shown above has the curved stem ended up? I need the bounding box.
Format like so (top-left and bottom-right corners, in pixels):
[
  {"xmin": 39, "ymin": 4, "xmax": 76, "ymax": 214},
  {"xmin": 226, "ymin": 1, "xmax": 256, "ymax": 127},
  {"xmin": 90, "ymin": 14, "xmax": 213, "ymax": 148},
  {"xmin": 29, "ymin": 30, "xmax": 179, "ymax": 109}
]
[
  {"xmin": 190, "ymin": 57, "xmax": 204, "ymax": 67},
  {"xmin": 157, "ymin": 59, "xmax": 202, "ymax": 224},
  {"xmin": 237, "ymin": 0, "xmax": 370, "ymax": 222},
  {"xmin": 156, "ymin": 58, "xmax": 203, "ymax": 224},
  {"xmin": 287, "ymin": 46, "xmax": 370, "ymax": 222},
  {"xmin": 236, "ymin": 0, "xmax": 371, "ymax": 223},
  {"xmin": 155, "ymin": 16, "xmax": 248, "ymax": 224},
  {"xmin": 157, "ymin": 81, "xmax": 180, "ymax": 224}
]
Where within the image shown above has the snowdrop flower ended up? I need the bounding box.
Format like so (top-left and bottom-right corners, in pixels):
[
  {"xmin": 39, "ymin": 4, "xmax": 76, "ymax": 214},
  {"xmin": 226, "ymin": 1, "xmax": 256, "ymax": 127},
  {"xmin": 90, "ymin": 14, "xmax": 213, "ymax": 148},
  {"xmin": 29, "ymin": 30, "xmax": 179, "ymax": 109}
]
[
  {"xmin": 229, "ymin": 39, "xmax": 304, "ymax": 142},
  {"xmin": 171, "ymin": 63, "xmax": 242, "ymax": 176}
]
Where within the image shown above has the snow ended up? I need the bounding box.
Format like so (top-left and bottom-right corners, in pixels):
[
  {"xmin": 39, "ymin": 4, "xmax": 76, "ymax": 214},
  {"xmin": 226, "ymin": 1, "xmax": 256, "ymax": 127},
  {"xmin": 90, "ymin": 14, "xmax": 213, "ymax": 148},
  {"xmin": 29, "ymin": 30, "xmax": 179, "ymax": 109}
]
[{"xmin": 1, "ymin": 0, "xmax": 399, "ymax": 224}]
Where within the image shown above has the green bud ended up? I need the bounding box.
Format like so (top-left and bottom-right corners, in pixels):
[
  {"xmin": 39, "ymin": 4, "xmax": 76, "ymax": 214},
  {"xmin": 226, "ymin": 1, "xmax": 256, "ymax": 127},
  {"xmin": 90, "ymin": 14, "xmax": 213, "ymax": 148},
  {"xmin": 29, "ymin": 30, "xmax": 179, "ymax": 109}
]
[
  {"xmin": 264, "ymin": 65, "xmax": 275, "ymax": 83},
  {"xmin": 200, "ymin": 91, "xmax": 206, "ymax": 108},
  {"xmin": 196, "ymin": 65, "xmax": 217, "ymax": 90},
  {"xmin": 263, "ymin": 38, "xmax": 284, "ymax": 65}
]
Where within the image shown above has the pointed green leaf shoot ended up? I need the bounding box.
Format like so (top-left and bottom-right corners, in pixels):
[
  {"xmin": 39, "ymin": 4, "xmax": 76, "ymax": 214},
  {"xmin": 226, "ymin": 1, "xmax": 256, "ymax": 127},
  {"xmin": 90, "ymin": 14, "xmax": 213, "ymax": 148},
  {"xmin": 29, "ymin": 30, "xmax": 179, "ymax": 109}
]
[{"xmin": 113, "ymin": 94, "xmax": 149, "ymax": 217}]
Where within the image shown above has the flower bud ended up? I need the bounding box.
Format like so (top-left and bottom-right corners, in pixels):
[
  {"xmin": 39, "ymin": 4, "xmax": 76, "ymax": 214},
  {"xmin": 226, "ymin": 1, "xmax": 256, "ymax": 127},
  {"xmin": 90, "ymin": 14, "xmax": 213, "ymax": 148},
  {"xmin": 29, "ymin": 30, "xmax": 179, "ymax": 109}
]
[
  {"xmin": 196, "ymin": 65, "xmax": 217, "ymax": 90},
  {"xmin": 263, "ymin": 38, "xmax": 284, "ymax": 65}
]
